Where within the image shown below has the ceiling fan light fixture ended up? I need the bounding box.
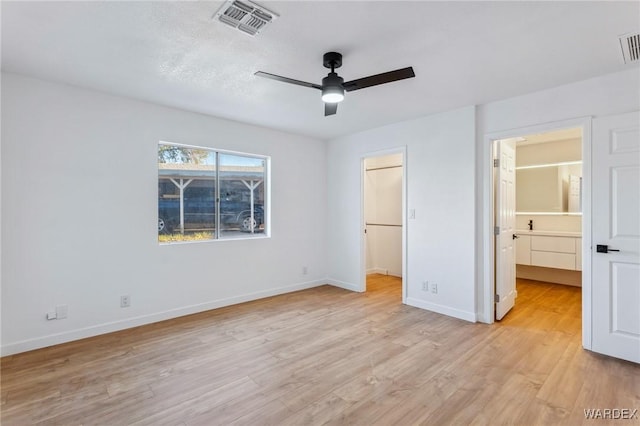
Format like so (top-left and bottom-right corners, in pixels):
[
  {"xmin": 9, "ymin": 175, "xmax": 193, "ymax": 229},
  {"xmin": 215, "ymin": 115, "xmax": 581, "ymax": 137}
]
[
  {"xmin": 254, "ymin": 52, "xmax": 415, "ymax": 116},
  {"xmin": 321, "ymin": 88, "xmax": 344, "ymax": 103},
  {"xmin": 321, "ymin": 72, "xmax": 345, "ymax": 103}
]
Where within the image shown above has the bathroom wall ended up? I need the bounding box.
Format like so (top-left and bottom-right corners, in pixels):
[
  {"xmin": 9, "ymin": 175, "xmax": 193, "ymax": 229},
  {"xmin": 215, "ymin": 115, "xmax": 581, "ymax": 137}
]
[
  {"xmin": 516, "ymin": 138, "xmax": 581, "ymax": 167},
  {"xmin": 516, "ymin": 138, "xmax": 582, "ymax": 213},
  {"xmin": 515, "ymin": 214, "xmax": 581, "ymax": 233}
]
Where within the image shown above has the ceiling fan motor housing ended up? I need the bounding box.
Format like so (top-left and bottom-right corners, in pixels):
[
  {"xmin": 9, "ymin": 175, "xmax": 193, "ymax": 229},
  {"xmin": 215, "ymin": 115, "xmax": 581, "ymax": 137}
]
[
  {"xmin": 322, "ymin": 72, "xmax": 344, "ymax": 89},
  {"xmin": 323, "ymin": 52, "xmax": 343, "ymax": 69}
]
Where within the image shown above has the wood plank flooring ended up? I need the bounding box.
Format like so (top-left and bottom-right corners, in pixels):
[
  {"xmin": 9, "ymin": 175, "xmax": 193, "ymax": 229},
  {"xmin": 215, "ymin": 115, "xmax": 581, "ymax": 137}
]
[{"xmin": 2, "ymin": 275, "xmax": 638, "ymax": 425}]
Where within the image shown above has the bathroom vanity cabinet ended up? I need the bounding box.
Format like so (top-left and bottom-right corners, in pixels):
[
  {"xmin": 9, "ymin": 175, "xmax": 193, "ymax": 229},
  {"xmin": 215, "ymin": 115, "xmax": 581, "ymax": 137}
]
[{"xmin": 515, "ymin": 231, "xmax": 582, "ymax": 271}]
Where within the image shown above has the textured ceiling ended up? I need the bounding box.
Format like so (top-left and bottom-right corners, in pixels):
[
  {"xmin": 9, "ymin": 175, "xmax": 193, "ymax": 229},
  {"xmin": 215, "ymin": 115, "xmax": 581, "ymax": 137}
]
[{"xmin": 2, "ymin": 1, "xmax": 639, "ymax": 140}]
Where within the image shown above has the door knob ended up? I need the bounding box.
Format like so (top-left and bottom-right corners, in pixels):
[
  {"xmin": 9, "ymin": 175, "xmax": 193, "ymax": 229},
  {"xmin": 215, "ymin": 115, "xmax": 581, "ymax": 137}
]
[
  {"xmin": 597, "ymin": 244, "xmax": 620, "ymax": 253},
  {"xmin": 512, "ymin": 234, "xmax": 519, "ymax": 240}
]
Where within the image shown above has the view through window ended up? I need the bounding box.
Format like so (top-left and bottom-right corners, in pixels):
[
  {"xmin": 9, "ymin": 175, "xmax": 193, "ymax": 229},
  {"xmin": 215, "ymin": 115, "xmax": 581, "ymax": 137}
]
[{"xmin": 158, "ymin": 143, "xmax": 268, "ymax": 243}]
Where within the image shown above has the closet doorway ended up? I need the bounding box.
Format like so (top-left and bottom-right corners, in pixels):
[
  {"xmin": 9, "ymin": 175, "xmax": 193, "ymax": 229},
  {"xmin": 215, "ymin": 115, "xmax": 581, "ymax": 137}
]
[{"xmin": 362, "ymin": 150, "xmax": 406, "ymax": 301}]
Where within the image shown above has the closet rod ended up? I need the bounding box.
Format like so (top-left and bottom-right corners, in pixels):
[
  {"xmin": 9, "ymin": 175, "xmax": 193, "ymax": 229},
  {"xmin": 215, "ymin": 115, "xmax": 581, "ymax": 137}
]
[
  {"xmin": 365, "ymin": 165, "xmax": 402, "ymax": 171},
  {"xmin": 366, "ymin": 223, "xmax": 402, "ymax": 227}
]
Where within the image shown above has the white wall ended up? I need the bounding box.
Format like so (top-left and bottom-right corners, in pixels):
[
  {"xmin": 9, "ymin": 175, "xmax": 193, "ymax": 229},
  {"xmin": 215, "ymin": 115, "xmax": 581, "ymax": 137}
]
[
  {"xmin": 365, "ymin": 154, "xmax": 402, "ymax": 277},
  {"xmin": 327, "ymin": 107, "xmax": 477, "ymax": 321},
  {"xmin": 1, "ymin": 73, "xmax": 327, "ymax": 355},
  {"xmin": 476, "ymin": 68, "xmax": 640, "ymax": 322}
]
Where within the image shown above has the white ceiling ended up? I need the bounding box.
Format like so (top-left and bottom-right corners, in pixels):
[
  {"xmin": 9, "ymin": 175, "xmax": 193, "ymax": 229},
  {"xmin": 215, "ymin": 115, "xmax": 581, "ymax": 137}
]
[{"xmin": 2, "ymin": 1, "xmax": 639, "ymax": 140}]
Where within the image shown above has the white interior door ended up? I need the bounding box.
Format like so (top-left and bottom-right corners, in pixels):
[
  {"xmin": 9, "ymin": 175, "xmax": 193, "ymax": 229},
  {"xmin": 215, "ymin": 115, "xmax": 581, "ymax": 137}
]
[
  {"xmin": 495, "ymin": 138, "xmax": 517, "ymax": 320},
  {"xmin": 592, "ymin": 111, "xmax": 640, "ymax": 364}
]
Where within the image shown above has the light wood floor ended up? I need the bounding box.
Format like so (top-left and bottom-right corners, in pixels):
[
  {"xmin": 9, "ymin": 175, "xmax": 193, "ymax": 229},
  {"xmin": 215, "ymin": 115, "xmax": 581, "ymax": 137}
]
[{"xmin": 2, "ymin": 275, "xmax": 638, "ymax": 425}]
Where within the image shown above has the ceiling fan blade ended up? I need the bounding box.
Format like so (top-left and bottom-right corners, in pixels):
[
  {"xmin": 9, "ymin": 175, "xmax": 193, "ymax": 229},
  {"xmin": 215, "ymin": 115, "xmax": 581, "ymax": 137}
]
[
  {"xmin": 324, "ymin": 102, "xmax": 338, "ymax": 116},
  {"xmin": 343, "ymin": 67, "xmax": 415, "ymax": 92},
  {"xmin": 255, "ymin": 71, "xmax": 322, "ymax": 90}
]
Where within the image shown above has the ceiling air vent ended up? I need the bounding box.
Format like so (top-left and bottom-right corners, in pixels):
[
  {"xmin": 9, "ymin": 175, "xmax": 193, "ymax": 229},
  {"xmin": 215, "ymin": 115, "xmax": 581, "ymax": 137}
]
[
  {"xmin": 619, "ymin": 32, "xmax": 640, "ymax": 64},
  {"xmin": 214, "ymin": 0, "xmax": 278, "ymax": 36}
]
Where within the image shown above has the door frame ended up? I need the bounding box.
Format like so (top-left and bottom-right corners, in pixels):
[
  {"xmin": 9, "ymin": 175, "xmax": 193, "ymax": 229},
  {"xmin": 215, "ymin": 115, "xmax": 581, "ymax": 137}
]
[
  {"xmin": 481, "ymin": 117, "xmax": 593, "ymax": 349},
  {"xmin": 360, "ymin": 146, "xmax": 408, "ymax": 303}
]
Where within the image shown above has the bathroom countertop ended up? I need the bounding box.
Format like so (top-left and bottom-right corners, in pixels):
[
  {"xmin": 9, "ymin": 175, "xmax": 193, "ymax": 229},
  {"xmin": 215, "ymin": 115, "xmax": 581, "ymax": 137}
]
[{"xmin": 515, "ymin": 230, "xmax": 582, "ymax": 237}]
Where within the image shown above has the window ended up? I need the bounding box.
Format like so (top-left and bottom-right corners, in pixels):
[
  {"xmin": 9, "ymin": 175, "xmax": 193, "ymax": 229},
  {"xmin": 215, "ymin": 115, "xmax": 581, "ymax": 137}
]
[{"xmin": 158, "ymin": 142, "xmax": 268, "ymax": 243}]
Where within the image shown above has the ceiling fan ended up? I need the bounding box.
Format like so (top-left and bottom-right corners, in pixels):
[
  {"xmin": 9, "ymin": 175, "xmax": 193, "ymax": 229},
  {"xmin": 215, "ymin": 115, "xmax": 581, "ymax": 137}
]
[{"xmin": 255, "ymin": 52, "xmax": 415, "ymax": 116}]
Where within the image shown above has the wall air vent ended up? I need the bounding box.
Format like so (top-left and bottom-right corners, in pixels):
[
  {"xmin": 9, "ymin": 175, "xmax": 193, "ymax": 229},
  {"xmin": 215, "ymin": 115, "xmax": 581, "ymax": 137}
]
[
  {"xmin": 214, "ymin": 0, "xmax": 278, "ymax": 36},
  {"xmin": 619, "ymin": 32, "xmax": 640, "ymax": 64}
]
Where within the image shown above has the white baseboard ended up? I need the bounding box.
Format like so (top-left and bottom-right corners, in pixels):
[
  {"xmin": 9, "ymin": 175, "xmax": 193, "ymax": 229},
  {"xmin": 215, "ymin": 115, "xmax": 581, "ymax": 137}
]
[
  {"xmin": 1, "ymin": 279, "xmax": 326, "ymax": 356},
  {"xmin": 326, "ymin": 278, "xmax": 363, "ymax": 292},
  {"xmin": 476, "ymin": 310, "xmax": 492, "ymax": 324},
  {"xmin": 406, "ymin": 297, "xmax": 476, "ymax": 323},
  {"xmin": 366, "ymin": 268, "xmax": 403, "ymax": 278}
]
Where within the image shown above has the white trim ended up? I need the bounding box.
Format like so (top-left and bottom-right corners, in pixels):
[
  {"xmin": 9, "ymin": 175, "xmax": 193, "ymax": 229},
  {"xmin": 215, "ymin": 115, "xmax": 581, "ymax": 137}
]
[
  {"xmin": 406, "ymin": 297, "xmax": 476, "ymax": 323},
  {"xmin": 326, "ymin": 278, "xmax": 363, "ymax": 293},
  {"xmin": 367, "ymin": 267, "xmax": 389, "ymax": 275},
  {"xmin": 360, "ymin": 147, "xmax": 408, "ymax": 303},
  {"xmin": 0, "ymin": 279, "xmax": 326, "ymax": 356},
  {"xmin": 158, "ymin": 140, "xmax": 270, "ymax": 160},
  {"xmin": 580, "ymin": 119, "xmax": 593, "ymax": 351},
  {"xmin": 159, "ymin": 234, "xmax": 270, "ymax": 245},
  {"xmin": 481, "ymin": 117, "xmax": 592, "ymax": 350}
]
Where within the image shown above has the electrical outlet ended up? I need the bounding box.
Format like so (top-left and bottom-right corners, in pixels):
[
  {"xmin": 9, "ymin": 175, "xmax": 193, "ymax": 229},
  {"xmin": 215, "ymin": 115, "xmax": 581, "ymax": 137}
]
[
  {"xmin": 302, "ymin": 266, "xmax": 308, "ymax": 275},
  {"xmin": 422, "ymin": 281, "xmax": 429, "ymax": 291},
  {"xmin": 55, "ymin": 304, "xmax": 68, "ymax": 319},
  {"xmin": 430, "ymin": 282, "xmax": 438, "ymax": 294},
  {"xmin": 46, "ymin": 312, "xmax": 57, "ymax": 320},
  {"xmin": 120, "ymin": 295, "xmax": 131, "ymax": 308}
]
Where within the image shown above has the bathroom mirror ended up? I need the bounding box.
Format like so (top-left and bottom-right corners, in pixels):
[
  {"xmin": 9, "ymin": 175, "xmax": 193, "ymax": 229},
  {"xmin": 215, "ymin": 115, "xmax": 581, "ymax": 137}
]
[{"xmin": 516, "ymin": 162, "xmax": 582, "ymax": 213}]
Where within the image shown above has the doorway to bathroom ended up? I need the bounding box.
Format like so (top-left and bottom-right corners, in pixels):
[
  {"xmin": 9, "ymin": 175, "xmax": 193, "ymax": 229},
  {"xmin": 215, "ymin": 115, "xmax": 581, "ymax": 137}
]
[
  {"xmin": 493, "ymin": 126, "xmax": 583, "ymax": 324},
  {"xmin": 362, "ymin": 150, "xmax": 406, "ymax": 301},
  {"xmin": 485, "ymin": 112, "xmax": 640, "ymax": 363}
]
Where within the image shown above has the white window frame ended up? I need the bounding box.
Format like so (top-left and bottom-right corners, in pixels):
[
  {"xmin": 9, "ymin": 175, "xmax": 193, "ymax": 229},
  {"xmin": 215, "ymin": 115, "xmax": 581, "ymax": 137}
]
[{"xmin": 158, "ymin": 141, "xmax": 270, "ymax": 244}]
